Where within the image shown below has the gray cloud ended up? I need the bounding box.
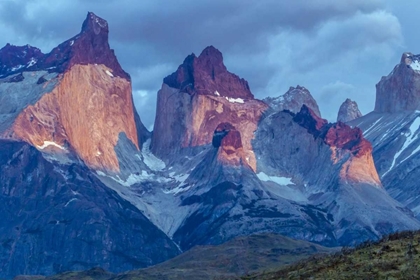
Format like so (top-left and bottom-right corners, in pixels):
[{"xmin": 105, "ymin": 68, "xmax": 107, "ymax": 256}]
[{"xmin": 0, "ymin": 0, "xmax": 415, "ymax": 127}]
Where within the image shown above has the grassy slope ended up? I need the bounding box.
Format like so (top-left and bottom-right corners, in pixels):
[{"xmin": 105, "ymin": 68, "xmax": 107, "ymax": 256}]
[
  {"xmin": 245, "ymin": 231, "xmax": 420, "ymax": 280},
  {"xmin": 18, "ymin": 233, "xmax": 336, "ymax": 280}
]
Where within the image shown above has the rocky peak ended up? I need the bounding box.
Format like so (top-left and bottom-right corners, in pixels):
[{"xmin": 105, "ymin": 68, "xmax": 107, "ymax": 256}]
[
  {"xmin": 81, "ymin": 12, "xmax": 109, "ymax": 35},
  {"xmin": 323, "ymin": 122, "xmax": 371, "ymax": 158},
  {"xmin": 293, "ymin": 105, "xmax": 328, "ymax": 137},
  {"xmin": 163, "ymin": 45, "xmax": 253, "ymax": 99},
  {"xmin": 264, "ymin": 85, "xmax": 321, "ymax": 117},
  {"xmin": 41, "ymin": 12, "xmax": 129, "ymax": 80},
  {"xmin": 1, "ymin": 12, "xmax": 143, "ymax": 173},
  {"xmin": 0, "ymin": 44, "xmax": 44, "ymax": 77},
  {"xmin": 337, "ymin": 98, "xmax": 362, "ymax": 122},
  {"xmin": 375, "ymin": 52, "xmax": 420, "ymax": 113}
]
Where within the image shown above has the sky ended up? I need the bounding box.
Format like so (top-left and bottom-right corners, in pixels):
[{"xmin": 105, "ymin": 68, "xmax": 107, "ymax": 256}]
[{"xmin": 0, "ymin": 0, "xmax": 417, "ymax": 129}]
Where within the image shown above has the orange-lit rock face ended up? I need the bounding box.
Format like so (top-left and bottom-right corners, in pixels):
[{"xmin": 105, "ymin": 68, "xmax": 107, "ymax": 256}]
[
  {"xmin": 324, "ymin": 123, "xmax": 381, "ymax": 187},
  {"xmin": 339, "ymin": 151, "xmax": 382, "ymax": 186},
  {"xmin": 188, "ymin": 94, "xmax": 267, "ymax": 170},
  {"xmin": 293, "ymin": 107, "xmax": 381, "ymax": 187},
  {"xmin": 152, "ymin": 45, "xmax": 267, "ymax": 170},
  {"xmin": 152, "ymin": 84, "xmax": 267, "ymax": 170},
  {"xmin": 9, "ymin": 64, "xmax": 138, "ymax": 172}
]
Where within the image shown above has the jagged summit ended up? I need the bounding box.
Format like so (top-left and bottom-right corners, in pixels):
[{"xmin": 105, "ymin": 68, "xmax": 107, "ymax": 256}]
[
  {"xmin": 42, "ymin": 12, "xmax": 129, "ymax": 79},
  {"xmin": 163, "ymin": 45, "xmax": 253, "ymax": 99},
  {"xmin": 82, "ymin": 11, "xmax": 109, "ymax": 34},
  {"xmin": 264, "ymin": 85, "xmax": 321, "ymax": 117},
  {"xmin": 0, "ymin": 12, "xmax": 129, "ymax": 80},
  {"xmin": 337, "ymin": 98, "xmax": 362, "ymax": 122},
  {"xmin": 375, "ymin": 52, "xmax": 420, "ymax": 113},
  {"xmin": 0, "ymin": 12, "xmax": 142, "ymax": 173}
]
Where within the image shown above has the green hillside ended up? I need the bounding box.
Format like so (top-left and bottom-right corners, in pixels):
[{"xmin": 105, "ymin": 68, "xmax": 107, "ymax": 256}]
[{"xmin": 245, "ymin": 231, "xmax": 420, "ymax": 280}]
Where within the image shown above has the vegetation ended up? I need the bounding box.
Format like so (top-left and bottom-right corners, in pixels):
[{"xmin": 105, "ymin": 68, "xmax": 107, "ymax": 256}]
[{"xmin": 244, "ymin": 230, "xmax": 420, "ymax": 280}]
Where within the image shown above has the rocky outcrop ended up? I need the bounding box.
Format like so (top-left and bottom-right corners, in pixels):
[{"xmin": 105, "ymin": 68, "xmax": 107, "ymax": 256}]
[
  {"xmin": 264, "ymin": 85, "xmax": 321, "ymax": 117},
  {"xmin": 163, "ymin": 46, "xmax": 253, "ymax": 99},
  {"xmin": 291, "ymin": 105, "xmax": 381, "ymax": 186},
  {"xmin": 375, "ymin": 52, "xmax": 420, "ymax": 113},
  {"xmin": 0, "ymin": 12, "xmax": 145, "ymax": 173},
  {"xmin": 337, "ymin": 99, "xmax": 362, "ymax": 122},
  {"xmin": 152, "ymin": 47, "xmax": 268, "ymax": 170},
  {"xmin": 322, "ymin": 122, "xmax": 380, "ymax": 186}
]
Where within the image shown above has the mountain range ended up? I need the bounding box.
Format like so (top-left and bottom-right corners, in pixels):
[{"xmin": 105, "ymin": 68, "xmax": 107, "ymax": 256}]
[{"xmin": 1, "ymin": 12, "xmax": 420, "ymax": 279}]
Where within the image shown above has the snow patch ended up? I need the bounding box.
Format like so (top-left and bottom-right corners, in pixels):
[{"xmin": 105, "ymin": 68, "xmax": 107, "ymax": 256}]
[
  {"xmin": 64, "ymin": 198, "xmax": 78, "ymax": 207},
  {"xmin": 214, "ymin": 90, "xmax": 220, "ymax": 96},
  {"xmin": 105, "ymin": 70, "xmax": 114, "ymax": 77},
  {"xmin": 257, "ymin": 172, "xmax": 294, "ymax": 185},
  {"xmin": 411, "ymin": 60, "xmax": 420, "ymax": 71},
  {"xmin": 26, "ymin": 57, "xmax": 37, "ymax": 67},
  {"xmin": 142, "ymin": 139, "xmax": 166, "ymax": 171},
  {"xmin": 37, "ymin": 141, "xmax": 65, "ymax": 150},
  {"xmin": 225, "ymin": 97, "xmax": 244, "ymax": 103},
  {"xmin": 11, "ymin": 65, "xmax": 24, "ymax": 71},
  {"xmin": 163, "ymin": 184, "xmax": 192, "ymax": 195}
]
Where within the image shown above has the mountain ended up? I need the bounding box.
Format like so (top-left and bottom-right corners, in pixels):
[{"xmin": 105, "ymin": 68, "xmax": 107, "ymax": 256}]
[
  {"xmin": 0, "ymin": 12, "xmax": 147, "ymax": 175},
  {"xmin": 337, "ymin": 98, "xmax": 362, "ymax": 122},
  {"xmin": 1, "ymin": 12, "xmax": 420, "ymax": 279},
  {"xmin": 0, "ymin": 12, "xmax": 179, "ymax": 279},
  {"xmin": 141, "ymin": 46, "xmax": 418, "ymax": 251},
  {"xmin": 264, "ymin": 85, "xmax": 321, "ymax": 117},
  {"xmin": 350, "ymin": 52, "xmax": 420, "ymax": 220},
  {"xmin": 151, "ymin": 45, "xmax": 267, "ymax": 171},
  {"xmin": 375, "ymin": 52, "xmax": 420, "ymax": 113},
  {"xmin": 248, "ymin": 230, "xmax": 420, "ymax": 280},
  {"xmin": 18, "ymin": 233, "xmax": 338, "ymax": 280}
]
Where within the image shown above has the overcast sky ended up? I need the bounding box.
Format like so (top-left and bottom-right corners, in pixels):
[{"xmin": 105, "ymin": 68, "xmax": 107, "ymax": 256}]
[{"xmin": 0, "ymin": 0, "xmax": 417, "ymax": 129}]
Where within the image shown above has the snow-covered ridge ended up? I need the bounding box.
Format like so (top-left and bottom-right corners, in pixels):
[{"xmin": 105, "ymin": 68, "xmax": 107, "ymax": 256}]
[{"xmin": 383, "ymin": 116, "xmax": 420, "ymax": 176}]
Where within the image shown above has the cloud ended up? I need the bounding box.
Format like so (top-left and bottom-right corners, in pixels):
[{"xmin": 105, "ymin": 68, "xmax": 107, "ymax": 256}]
[
  {"xmin": 260, "ymin": 9, "xmax": 403, "ymax": 120},
  {"xmin": 0, "ymin": 0, "xmax": 411, "ymax": 128}
]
